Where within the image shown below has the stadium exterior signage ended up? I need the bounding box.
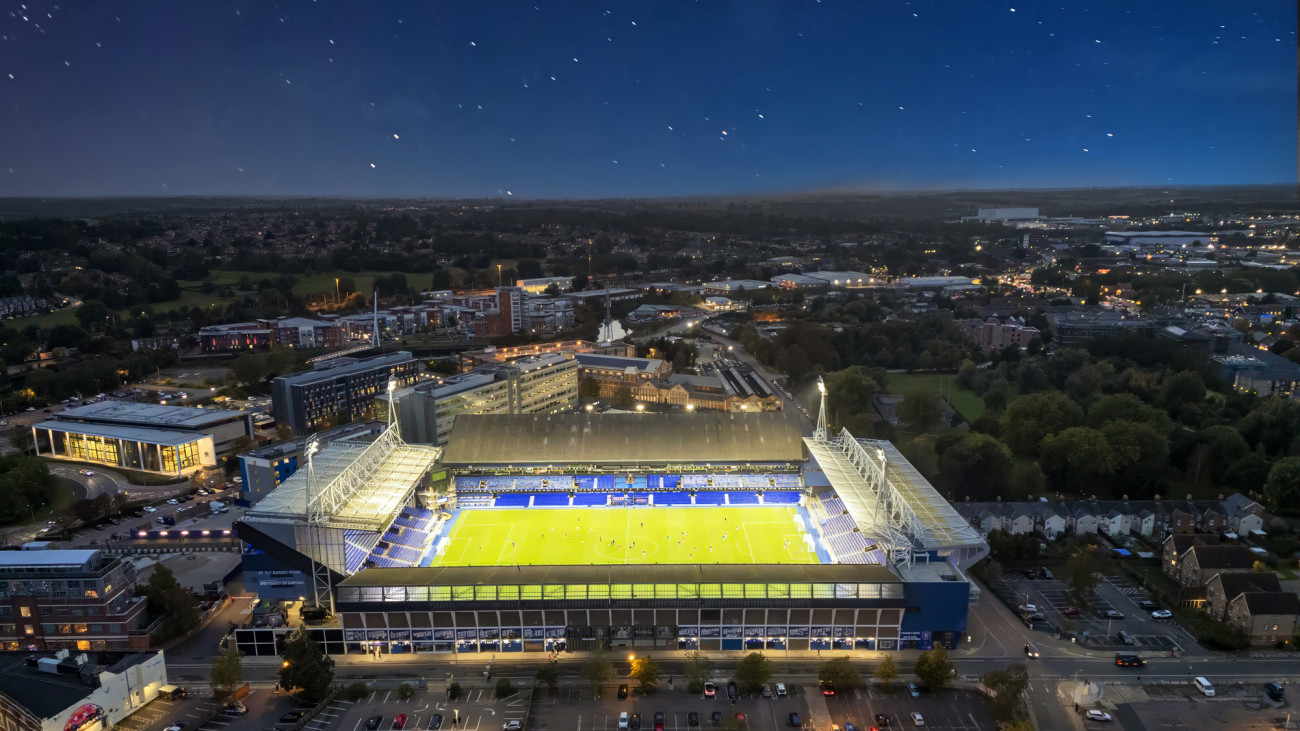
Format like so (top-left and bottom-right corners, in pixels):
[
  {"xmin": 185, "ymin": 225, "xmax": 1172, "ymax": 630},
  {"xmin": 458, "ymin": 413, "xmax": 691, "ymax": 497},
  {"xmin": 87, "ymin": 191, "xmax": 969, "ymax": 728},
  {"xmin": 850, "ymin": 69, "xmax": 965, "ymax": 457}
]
[
  {"xmin": 434, "ymin": 629, "xmax": 456, "ymax": 641},
  {"xmin": 522, "ymin": 628, "xmax": 545, "ymax": 639},
  {"xmin": 412, "ymin": 630, "xmax": 433, "ymax": 641},
  {"xmin": 366, "ymin": 630, "xmax": 389, "ymax": 641}
]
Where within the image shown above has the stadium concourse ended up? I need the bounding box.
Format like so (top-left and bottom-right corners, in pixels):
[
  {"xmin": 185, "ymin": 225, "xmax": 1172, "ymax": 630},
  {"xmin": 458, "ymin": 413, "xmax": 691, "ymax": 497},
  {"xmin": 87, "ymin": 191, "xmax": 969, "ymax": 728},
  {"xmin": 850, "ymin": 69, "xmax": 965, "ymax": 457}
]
[{"xmin": 234, "ymin": 409, "xmax": 987, "ymax": 659}]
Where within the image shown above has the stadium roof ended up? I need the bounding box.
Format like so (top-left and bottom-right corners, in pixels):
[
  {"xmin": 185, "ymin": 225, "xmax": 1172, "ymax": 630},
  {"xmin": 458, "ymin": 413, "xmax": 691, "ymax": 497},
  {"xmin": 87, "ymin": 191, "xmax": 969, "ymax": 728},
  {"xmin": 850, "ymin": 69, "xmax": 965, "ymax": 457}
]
[
  {"xmin": 338, "ymin": 562, "xmax": 899, "ymax": 587},
  {"xmin": 54, "ymin": 400, "xmax": 249, "ymax": 429},
  {"xmin": 245, "ymin": 427, "xmax": 440, "ymax": 531},
  {"xmin": 805, "ymin": 434, "xmax": 986, "ymax": 568},
  {"xmin": 442, "ymin": 412, "xmax": 806, "ymax": 466},
  {"xmin": 34, "ymin": 421, "xmax": 209, "ymax": 447}
]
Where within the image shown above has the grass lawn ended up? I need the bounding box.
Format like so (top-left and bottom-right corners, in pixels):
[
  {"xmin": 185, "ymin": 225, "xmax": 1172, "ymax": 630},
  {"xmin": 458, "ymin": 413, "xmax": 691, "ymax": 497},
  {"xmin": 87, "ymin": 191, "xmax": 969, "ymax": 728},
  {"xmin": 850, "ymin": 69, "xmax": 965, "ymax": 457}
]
[
  {"xmin": 35, "ymin": 481, "xmax": 76, "ymax": 522},
  {"xmin": 430, "ymin": 506, "xmax": 815, "ymax": 567},
  {"xmin": 887, "ymin": 372, "xmax": 986, "ymax": 423},
  {"xmin": 4, "ymin": 307, "xmax": 80, "ymax": 330},
  {"xmin": 205, "ymin": 270, "xmax": 443, "ymax": 297}
]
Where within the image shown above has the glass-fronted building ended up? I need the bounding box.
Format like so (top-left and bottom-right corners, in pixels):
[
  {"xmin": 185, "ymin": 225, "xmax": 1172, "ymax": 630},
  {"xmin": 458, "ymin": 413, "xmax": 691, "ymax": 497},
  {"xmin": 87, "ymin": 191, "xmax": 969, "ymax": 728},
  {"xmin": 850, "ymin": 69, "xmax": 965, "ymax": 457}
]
[{"xmin": 32, "ymin": 421, "xmax": 216, "ymax": 477}]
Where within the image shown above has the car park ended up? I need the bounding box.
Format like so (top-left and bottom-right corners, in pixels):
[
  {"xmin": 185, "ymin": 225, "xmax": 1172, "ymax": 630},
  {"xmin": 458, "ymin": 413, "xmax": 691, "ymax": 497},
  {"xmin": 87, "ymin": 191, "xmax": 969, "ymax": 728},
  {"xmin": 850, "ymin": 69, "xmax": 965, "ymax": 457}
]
[
  {"xmin": 1151, "ymin": 609, "xmax": 1172, "ymax": 619},
  {"xmin": 703, "ymin": 681, "xmax": 716, "ymax": 697},
  {"xmin": 910, "ymin": 713, "xmax": 925, "ymax": 727},
  {"xmin": 1084, "ymin": 710, "xmax": 1112, "ymax": 722}
]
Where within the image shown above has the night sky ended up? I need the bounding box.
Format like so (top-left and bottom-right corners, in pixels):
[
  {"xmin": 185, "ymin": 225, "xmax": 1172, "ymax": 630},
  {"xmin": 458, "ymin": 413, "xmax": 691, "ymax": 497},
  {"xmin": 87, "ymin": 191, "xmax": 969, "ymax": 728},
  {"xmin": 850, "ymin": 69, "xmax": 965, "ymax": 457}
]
[{"xmin": 1, "ymin": 1, "xmax": 1294, "ymax": 198}]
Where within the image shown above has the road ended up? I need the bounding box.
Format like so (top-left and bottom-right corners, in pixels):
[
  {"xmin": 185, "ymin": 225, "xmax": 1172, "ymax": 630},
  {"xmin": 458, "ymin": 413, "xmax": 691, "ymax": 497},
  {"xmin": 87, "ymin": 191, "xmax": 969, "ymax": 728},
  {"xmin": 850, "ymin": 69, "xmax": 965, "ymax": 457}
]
[{"xmin": 700, "ymin": 323, "xmax": 814, "ymax": 435}]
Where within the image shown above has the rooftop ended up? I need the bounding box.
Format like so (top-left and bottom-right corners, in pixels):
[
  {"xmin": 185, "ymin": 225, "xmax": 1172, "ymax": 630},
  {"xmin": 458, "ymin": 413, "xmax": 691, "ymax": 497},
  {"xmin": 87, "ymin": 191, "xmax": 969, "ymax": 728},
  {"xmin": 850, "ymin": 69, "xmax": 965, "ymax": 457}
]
[
  {"xmin": 0, "ymin": 549, "xmax": 98, "ymax": 569},
  {"xmin": 0, "ymin": 650, "xmax": 158, "ymax": 719},
  {"xmin": 34, "ymin": 421, "xmax": 209, "ymax": 447},
  {"xmin": 442, "ymin": 412, "xmax": 806, "ymax": 466},
  {"xmin": 54, "ymin": 400, "xmax": 249, "ymax": 429},
  {"xmin": 273, "ymin": 351, "xmax": 414, "ymax": 386},
  {"xmin": 574, "ymin": 353, "xmax": 665, "ymax": 373},
  {"xmin": 338, "ymin": 562, "xmax": 899, "ymax": 588}
]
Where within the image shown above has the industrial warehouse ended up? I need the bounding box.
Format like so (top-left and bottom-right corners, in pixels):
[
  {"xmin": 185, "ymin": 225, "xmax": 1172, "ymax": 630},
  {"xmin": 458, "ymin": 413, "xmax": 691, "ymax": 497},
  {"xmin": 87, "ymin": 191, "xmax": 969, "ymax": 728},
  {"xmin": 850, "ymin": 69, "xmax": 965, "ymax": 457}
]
[{"xmin": 232, "ymin": 384, "xmax": 986, "ymax": 657}]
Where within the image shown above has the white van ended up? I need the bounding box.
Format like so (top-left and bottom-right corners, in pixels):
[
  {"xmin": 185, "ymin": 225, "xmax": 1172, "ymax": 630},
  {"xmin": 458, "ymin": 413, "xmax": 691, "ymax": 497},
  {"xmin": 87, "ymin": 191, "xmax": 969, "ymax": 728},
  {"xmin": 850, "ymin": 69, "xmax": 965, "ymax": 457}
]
[
  {"xmin": 619, "ymin": 713, "xmax": 630, "ymax": 730},
  {"xmin": 1193, "ymin": 677, "xmax": 1215, "ymax": 697}
]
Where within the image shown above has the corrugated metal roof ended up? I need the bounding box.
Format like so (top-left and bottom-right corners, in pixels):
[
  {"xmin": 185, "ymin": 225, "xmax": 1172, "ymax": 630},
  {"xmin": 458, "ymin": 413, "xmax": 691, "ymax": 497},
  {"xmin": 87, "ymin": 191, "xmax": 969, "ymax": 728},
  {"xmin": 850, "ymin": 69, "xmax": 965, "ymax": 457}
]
[
  {"xmin": 338, "ymin": 562, "xmax": 898, "ymax": 587},
  {"xmin": 441, "ymin": 413, "xmax": 806, "ymax": 465}
]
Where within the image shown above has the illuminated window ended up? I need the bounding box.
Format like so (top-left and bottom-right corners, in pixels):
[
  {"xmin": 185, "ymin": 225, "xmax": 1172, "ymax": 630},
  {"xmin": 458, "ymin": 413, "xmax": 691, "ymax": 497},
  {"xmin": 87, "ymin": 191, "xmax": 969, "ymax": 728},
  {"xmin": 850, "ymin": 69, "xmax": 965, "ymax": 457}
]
[{"xmin": 19, "ymin": 607, "xmax": 29, "ymax": 618}]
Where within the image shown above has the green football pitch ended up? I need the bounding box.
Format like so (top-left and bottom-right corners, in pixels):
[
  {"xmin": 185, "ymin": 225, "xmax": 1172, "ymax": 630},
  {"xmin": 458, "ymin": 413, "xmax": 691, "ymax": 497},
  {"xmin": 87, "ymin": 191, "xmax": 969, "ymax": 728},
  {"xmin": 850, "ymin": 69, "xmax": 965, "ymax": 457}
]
[{"xmin": 431, "ymin": 506, "xmax": 817, "ymax": 567}]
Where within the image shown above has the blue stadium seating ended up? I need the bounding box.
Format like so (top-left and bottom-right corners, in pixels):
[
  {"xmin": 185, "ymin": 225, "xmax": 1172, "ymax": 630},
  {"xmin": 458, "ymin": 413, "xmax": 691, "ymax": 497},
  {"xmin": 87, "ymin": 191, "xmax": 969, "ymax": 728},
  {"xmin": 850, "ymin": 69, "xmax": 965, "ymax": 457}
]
[
  {"xmin": 771, "ymin": 474, "xmax": 801, "ymax": 487},
  {"xmin": 572, "ymin": 493, "xmax": 609, "ymax": 506},
  {"xmin": 344, "ymin": 544, "xmax": 367, "ymax": 573},
  {"xmin": 819, "ymin": 497, "xmax": 847, "ymax": 515},
  {"xmin": 655, "ymin": 491, "xmax": 692, "ymax": 506},
  {"xmin": 596, "ymin": 475, "xmax": 617, "ymax": 490},
  {"xmin": 532, "ymin": 493, "xmax": 570, "ymax": 507},
  {"xmin": 727, "ymin": 492, "xmax": 760, "ymax": 505},
  {"xmin": 485, "ymin": 476, "xmax": 515, "ymax": 488},
  {"xmin": 682, "ymin": 475, "xmax": 709, "ymax": 488},
  {"xmin": 694, "ymin": 492, "xmax": 726, "ymax": 505},
  {"xmin": 662, "ymin": 474, "xmax": 680, "ymax": 488},
  {"xmin": 454, "ymin": 476, "xmax": 482, "ymax": 490},
  {"xmin": 821, "ymin": 514, "xmax": 857, "ymax": 536},
  {"xmin": 575, "ymin": 476, "xmax": 596, "ymax": 490},
  {"xmin": 458, "ymin": 494, "xmax": 495, "ymax": 508},
  {"xmin": 494, "ymin": 493, "xmax": 532, "ymax": 507},
  {"xmin": 741, "ymin": 475, "xmax": 769, "ymax": 488},
  {"xmin": 763, "ymin": 491, "xmax": 802, "ymax": 504}
]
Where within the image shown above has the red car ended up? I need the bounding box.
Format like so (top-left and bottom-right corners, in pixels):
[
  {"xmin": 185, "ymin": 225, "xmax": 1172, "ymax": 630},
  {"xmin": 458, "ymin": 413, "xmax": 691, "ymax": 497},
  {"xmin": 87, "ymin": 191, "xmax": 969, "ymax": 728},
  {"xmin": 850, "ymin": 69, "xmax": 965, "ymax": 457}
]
[
  {"xmin": 1062, "ymin": 606, "xmax": 1082, "ymax": 617},
  {"xmin": 392, "ymin": 714, "xmax": 407, "ymax": 730}
]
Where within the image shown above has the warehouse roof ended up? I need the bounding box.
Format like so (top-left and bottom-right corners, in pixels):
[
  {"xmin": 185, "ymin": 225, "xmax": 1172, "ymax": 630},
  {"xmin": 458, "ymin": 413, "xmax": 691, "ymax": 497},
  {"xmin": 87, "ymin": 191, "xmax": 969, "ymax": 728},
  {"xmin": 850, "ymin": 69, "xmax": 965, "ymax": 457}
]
[
  {"xmin": 338, "ymin": 562, "xmax": 898, "ymax": 587},
  {"xmin": 441, "ymin": 412, "xmax": 806, "ymax": 465}
]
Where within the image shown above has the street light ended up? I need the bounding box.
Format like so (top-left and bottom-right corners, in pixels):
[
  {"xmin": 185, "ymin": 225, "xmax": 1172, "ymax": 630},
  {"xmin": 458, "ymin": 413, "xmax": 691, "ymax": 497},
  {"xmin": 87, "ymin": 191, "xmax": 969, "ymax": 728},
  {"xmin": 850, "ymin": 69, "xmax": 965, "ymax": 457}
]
[{"xmin": 636, "ymin": 403, "xmax": 645, "ymax": 413}]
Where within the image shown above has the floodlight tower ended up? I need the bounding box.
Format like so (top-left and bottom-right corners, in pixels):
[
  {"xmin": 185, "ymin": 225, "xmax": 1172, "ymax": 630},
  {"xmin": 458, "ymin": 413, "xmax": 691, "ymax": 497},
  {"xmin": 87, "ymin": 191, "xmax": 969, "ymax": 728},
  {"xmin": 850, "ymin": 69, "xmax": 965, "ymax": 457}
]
[
  {"xmin": 814, "ymin": 377, "xmax": 829, "ymax": 443},
  {"xmin": 386, "ymin": 377, "xmax": 401, "ymax": 440},
  {"xmin": 304, "ymin": 438, "xmax": 335, "ymax": 616}
]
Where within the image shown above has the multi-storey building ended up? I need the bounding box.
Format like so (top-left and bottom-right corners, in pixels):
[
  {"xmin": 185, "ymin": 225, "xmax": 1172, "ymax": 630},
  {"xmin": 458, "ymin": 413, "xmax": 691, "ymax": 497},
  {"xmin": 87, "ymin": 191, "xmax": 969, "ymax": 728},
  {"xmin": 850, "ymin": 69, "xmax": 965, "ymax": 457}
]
[
  {"xmin": 271, "ymin": 352, "xmax": 418, "ymax": 435},
  {"xmin": 0, "ymin": 550, "xmax": 150, "ymax": 652},
  {"xmin": 957, "ymin": 317, "xmax": 1041, "ymax": 351},
  {"xmin": 390, "ymin": 353, "xmax": 579, "ymax": 445},
  {"xmin": 199, "ymin": 317, "xmax": 343, "ymax": 352},
  {"xmin": 574, "ymin": 353, "xmax": 672, "ymax": 398},
  {"xmin": 453, "ymin": 287, "xmax": 523, "ymax": 339}
]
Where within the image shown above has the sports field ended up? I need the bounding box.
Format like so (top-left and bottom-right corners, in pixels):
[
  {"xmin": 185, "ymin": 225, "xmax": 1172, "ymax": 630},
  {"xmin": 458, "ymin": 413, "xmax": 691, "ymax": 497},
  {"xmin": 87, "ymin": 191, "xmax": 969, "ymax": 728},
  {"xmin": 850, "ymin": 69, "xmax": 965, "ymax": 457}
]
[{"xmin": 430, "ymin": 507, "xmax": 817, "ymax": 567}]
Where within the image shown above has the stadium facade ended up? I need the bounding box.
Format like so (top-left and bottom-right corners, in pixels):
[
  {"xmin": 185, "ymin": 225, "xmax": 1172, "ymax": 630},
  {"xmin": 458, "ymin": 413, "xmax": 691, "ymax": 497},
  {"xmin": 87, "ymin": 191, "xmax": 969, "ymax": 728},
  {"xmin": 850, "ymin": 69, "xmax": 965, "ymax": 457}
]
[{"xmin": 234, "ymin": 391, "xmax": 986, "ymax": 658}]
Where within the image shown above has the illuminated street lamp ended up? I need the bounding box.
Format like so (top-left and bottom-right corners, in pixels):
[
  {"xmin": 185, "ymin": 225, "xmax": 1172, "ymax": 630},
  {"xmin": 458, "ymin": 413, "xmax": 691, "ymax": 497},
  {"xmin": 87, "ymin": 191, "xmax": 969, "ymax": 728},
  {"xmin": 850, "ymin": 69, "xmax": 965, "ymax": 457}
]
[{"xmin": 636, "ymin": 403, "xmax": 645, "ymax": 413}]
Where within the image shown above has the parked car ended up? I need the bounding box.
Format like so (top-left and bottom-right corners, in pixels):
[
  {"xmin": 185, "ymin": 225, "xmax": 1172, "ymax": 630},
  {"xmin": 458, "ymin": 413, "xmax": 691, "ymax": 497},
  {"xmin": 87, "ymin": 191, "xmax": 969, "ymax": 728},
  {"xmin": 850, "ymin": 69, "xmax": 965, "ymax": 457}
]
[
  {"xmin": 906, "ymin": 683, "xmax": 920, "ymax": 698},
  {"xmin": 874, "ymin": 714, "xmax": 894, "ymax": 726},
  {"xmin": 711, "ymin": 712, "xmax": 722, "ymax": 727},
  {"xmin": 1118, "ymin": 630, "xmax": 1137, "ymax": 646},
  {"xmin": 727, "ymin": 681, "xmax": 738, "ymax": 700},
  {"xmin": 704, "ymin": 681, "xmax": 716, "ymax": 697},
  {"xmin": 619, "ymin": 713, "xmax": 630, "ymax": 730},
  {"xmin": 1018, "ymin": 603, "xmax": 1038, "ymax": 614},
  {"xmin": 143, "ymin": 506, "xmax": 157, "ymax": 513},
  {"xmin": 788, "ymin": 713, "xmax": 801, "ymax": 727},
  {"xmin": 166, "ymin": 499, "xmax": 179, "ymax": 505},
  {"xmin": 1265, "ymin": 682, "xmax": 1285, "ymax": 702},
  {"xmin": 688, "ymin": 712, "xmax": 699, "ymax": 727},
  {"xmin": 366, "ymin": 717, "xmax": 383, "ymax": 730},
  {"xmin": 630, "ymin": 714, "xmax": 641, "ymax": 730},
  {"xmin": 618, "ymin": 684, "xmax": 629, "ymax": 699},
  {"xmin": 279, "ymin": 711, "xmax": 306, "ymax": 723},
  {"xmin": 1062, "ymin": 606, "xmax": 1081, "ymax": 617},
  {"xmin": 910, "ymin": 712, "xmax": 925, "ymax": 727},
  {"xmin": 776, "ymin": 682, "xmax": 788, "ymax": 697},
  {"xmin": 1193, "ymin": 677, "xmax": 1214, "ymax": 697},
  {"xmin": 761, "ymin": 684, "xmax": 772, "ymax": 698},
  {"xmin": 1103, "ymin": 610, "xmax": 1125, "ymax": 619},
  {"xmin": 221, "ymin": 704, "xmax": 246, "ymax": 716},
  {"xmin": 1137, "ymin": 600, "xmax": 1158, "ymax": 611},
  {"xmin": 654, "ymin": 711, "xmax": 665, "ymax": 731},
  {"xmin": 393, "ymin": 714, "xmax": 407, "ymax": 730},
  {"xmin": 503, "ymin": 722, "xmax": 522, "ymax": 731},
  {"xmin": 1084, "ymin": 710, "xmax": 1112, "ymax": 722},
  {"xmin": 1151, "ymin": 609, "xmax": 1172, "ymax": 619},
  {"xmin": 429, "ymin": 714, "xmax": 443, "ymax": 729}
]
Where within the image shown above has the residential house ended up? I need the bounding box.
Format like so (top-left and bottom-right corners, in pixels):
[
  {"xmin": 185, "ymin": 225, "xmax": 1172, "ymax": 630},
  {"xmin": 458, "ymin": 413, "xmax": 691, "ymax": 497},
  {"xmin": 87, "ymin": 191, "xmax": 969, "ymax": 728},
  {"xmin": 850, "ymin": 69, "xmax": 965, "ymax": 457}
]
[
  {"xmin": 1072, "ymin": 511, "xmax": 1099, "ymax": 535},
  {"xmin": 1100, "ymin": 509, "xmax": 1132, "ymax": 537},
  {"xmin": 1170, "ymin": 508, "xmax": 1198, "ymax": 534},
  {"xmin": 1136, "ymin": 509, "xmax": 1157, "ymax": 537},
  {"xmin": 1207, "ymin": 572, "xmax": 1282, "ymax": 621},
  {"xmin": 1176, "ymin": 544, "xmax": 1256, "ymax": 587},
  {"xmin": 1226, "ymin": 592, "xmax": 1300, "ymax": 646},
  {"xmin": 1041, "ymin": 511, "xmax": 1066, "ymax": 540},
  {"xmin": 1162, "ymin": 534, "xmax": 1221, "ymax": 582},
  {"xmin": 1009, "ymin": 508, "xmax": 1035, "ymax": 536},
  {"xmin": 1200, "ymin": 509, "xmax": 1226, "ymax": 533}
]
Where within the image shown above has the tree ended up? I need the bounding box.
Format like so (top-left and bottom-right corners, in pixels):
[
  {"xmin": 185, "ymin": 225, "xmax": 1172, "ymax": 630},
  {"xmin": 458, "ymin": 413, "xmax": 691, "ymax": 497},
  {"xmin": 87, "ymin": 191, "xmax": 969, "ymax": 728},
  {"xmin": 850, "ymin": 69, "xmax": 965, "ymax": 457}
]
[
  {"xmin": 230, "ymin": 354, "xmax": 266, "ymax": 386},
  {"xmin": 535, "ymin": 661, "xmax": 559, "ymax": 695},
  {"xmin": 629, "ymin": 656, "xmax": 661, "ymax": 694},
  {"xmin": 75, "ymin": 300, "xmax": 110, "ymax": 332},
  {"xmin": 998, "ymin": 718, "xmax": 1035, "ymax": 731},
  {"xmin": 999, "ymin": 391, "xmax": 1083, "ymax": 457},
  {"xmin": 579, "ymin": 379, "xmax": 602, "ymax": 399},
  {"xmin": 1038, "ymin": 427, "xmax": 1116, "ymax": 492},
  {"xmin": 1264, "ymin": 457, "xmax": 1300, "ymax": 514},
  {"xmin": 581, "ymin": 653, "xmax": 615, "ymax": 696},
  {"xmin": 897, "ymin": 389, "xmax": 942, "ymax": 432},
  {"xmin": 1066, "ymin": 547, "xmax": 1101, "ymax": 608},
  {"xmin": 495, "ymin": 678, "xmax": 513, "ymax": 698},
  {"xmin": 397, "ymin": 683, "xmax": 415, "ymax": 701},
  {"xmin": 684, "ymin": 650, "xmax": 713, "ymax": 694},
  {"xmin": 937, "ymin": 434, "xmax": 1014, "ymax": 500},
  {"xmin": 145, "ymin": 564, "xmax": 181, "ymax": 614},
  {"xmin": 735, "ymin": 652, "xmax": 773, "ymax": 694},
  {"xmin": 614, "ymin": 386, "xmax": 635, "ymax": 410},
  {"xmin": 981, "ymin": 664, "xmax": 1029, "ymax": 721},
  {"xmin": 818, "ymin": 656, "xmax": 861, "ymax": 690},
  {"xmin": 279, "ymin": 626, "xmax": 336, "ymax": 702},
  {"xmin": 209, "ymin": 647, "xmax": 243, "ymax": 701},
  {"xmin": 874, "ymin": 656, "xmax": 899, "ymax": 690},
  {"xmin": 914, "ymin": 647, "xmax": 954, "ymax": 689}
]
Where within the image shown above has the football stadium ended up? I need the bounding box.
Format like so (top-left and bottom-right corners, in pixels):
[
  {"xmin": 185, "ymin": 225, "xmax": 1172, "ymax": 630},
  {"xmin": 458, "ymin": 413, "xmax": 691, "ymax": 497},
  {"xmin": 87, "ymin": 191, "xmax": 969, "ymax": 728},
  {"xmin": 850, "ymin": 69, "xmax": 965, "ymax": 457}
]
[{"xmin": 234, "ymin": 387, "xmax": 987, "ymax": 657}]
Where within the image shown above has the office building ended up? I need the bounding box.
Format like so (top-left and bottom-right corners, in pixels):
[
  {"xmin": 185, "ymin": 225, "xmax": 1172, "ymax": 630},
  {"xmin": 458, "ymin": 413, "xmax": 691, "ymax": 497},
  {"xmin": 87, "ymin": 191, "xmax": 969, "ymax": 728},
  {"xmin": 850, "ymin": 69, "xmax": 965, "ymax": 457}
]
[
  {"xmin": 199, "ymin": 317, "xmax": 343, "ymax": 352},
  {"xmin": 574, "ymin": 353, "xmax": 672, "ymax": 398},
  {"xmin": 389, "ymin": 353, "xmax": 579, "ymax": 445},
  {"xmin": 0, "ymin": 550, "xmax": 150, "ymax": 653},
  {"xmin": 271, "ymin": 351, "xmax": 417, "ymax": 435}
]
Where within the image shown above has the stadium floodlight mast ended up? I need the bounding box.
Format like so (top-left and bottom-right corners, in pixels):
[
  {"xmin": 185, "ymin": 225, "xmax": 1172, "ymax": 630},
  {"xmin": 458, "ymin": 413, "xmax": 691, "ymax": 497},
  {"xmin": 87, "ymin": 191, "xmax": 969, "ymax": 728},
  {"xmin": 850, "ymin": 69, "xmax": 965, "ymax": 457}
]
[
  {"xmin": 386, "ymin": 376, "xmax": 401, "ymax": 438},
  {"xmin": 304, "ymin": 437, "xmax": 336, "ymax": 617},
  {"xmin": 814, "ymin": 376, "xmax": 829, "ymax": 442}
]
